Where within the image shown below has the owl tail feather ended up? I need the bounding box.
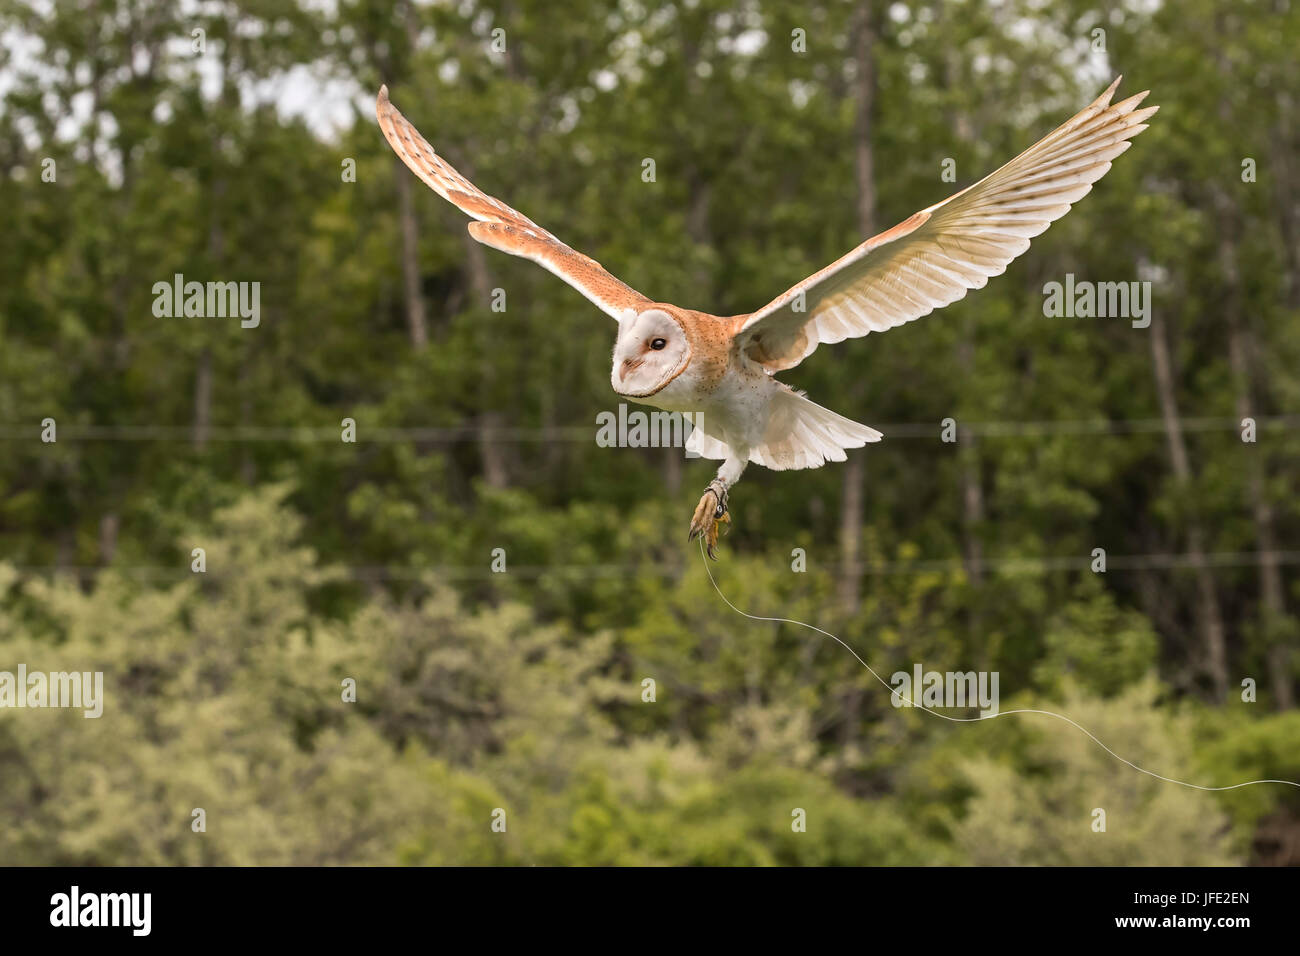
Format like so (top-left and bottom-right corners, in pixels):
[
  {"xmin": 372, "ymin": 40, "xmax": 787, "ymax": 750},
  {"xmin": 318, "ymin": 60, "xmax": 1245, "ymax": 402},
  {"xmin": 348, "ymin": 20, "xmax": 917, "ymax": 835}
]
[{"xmin": 748, "ymin": 385, "xmax": 882, "ymax": 471}]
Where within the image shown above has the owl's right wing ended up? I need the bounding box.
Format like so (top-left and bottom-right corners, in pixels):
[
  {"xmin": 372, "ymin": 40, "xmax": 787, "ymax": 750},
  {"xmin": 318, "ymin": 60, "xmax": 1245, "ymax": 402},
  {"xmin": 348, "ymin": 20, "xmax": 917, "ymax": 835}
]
[{"xmin": 377, "ymin": 86, "xmax": 652, "ymax": 322}]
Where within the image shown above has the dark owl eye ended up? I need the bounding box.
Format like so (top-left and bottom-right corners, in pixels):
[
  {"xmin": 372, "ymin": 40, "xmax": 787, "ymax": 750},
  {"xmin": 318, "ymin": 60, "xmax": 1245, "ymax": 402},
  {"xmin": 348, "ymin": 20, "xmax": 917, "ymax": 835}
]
[{"xmin": 650, "ymin": 337, "xmax": 667, "ymax": 350}]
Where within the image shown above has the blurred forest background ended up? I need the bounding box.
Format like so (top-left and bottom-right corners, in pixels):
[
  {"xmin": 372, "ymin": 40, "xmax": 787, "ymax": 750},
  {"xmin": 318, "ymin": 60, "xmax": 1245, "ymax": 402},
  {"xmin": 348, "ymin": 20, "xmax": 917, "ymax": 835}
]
[{"xmin": 1, "ymin": 0, "xmax": 1298, "ymax": 865}]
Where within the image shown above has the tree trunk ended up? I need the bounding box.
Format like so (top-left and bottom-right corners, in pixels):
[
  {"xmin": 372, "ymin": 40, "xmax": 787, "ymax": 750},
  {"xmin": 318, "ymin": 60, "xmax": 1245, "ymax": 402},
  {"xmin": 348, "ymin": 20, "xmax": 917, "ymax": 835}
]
[
  {"xmin": 942, "ymin": 56, "xmax": 985, "ymax": 593},
  {"xmin": 98, "ymin": 512, "xmax": 118, "ymax": 565},
  {"xmin": 462, "ymin": 230, "xmax": 508, "ymax": 488},
  {"xmin": 395, "ymin": 159, "xmax": 428, "ymax": 350},
  {"xmin": 664, "ymin": 447, "xmax": 682, "ymax": 494},
  {"xmin": 1209, "ymin": 46, "xmax": 1292, "ymax": 705},
  {"xmin": 1148, "ymin": 305, "xmax": 1229, "ymax": 699},
  {"xmin": 1269, "ymin": 88, "xmax": 1300, "ymax": 308},
  {"xmin": 1221, "ymin": 228, "xmax": 1292, "ymax": 709},
  {"xmin": 838, "ymin": 0, "xmax": 877, "ymax": 614},
  {"xmin": 835, "ymin": 1, "xmax": 880, "ymax": 752},
  {"xmin": 239, "ymin": 346, "xmax": 255, "ymax": 485},
  {"xmin": 194, "ymin": 347, "xmax": 212, "ymax": 450},
  {"xmin": 195, "ymin": 61, "xmax": 232, "ymax": 453},
  {"xmin": 956, "ymin": 324, "xmax": 984, "ymax": 588}
]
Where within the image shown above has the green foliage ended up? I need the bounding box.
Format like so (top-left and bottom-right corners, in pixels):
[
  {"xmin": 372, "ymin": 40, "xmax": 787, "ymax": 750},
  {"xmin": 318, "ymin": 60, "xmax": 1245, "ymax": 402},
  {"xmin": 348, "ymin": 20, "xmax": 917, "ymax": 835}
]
[
  {"xmin": 1, "ymin": 0, "xmax": 1297, "ymax": 864},
  {"xmin": 947, "ymin": 681, "xmax": 1240, "ymax": 865}
]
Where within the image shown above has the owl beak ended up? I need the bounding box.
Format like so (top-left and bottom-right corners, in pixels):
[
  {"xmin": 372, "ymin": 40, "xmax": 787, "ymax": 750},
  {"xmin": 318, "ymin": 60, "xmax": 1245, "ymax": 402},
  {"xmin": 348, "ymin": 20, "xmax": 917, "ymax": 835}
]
[{"xmin": 619, "ymin": 357, "xmax": 643, "ymax": 381}]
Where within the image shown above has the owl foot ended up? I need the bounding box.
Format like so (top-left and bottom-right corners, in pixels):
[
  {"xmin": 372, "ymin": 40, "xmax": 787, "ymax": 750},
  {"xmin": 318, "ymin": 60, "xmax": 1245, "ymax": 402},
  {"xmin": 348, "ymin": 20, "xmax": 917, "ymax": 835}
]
[{"xmin": 687, "ymin": 479, "xmax": 731, "ymax": 560}]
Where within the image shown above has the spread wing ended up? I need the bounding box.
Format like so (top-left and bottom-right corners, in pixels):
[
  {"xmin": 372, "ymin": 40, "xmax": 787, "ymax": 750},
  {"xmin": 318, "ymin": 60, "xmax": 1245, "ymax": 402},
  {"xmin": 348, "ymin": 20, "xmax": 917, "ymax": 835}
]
[
  {"xmin": 376, "ymin": 85, "xmax": 652, "ymax": 321},
  {"xmin": 737, "ymin": 77, "xmax": 1158, "ymax": 372}
]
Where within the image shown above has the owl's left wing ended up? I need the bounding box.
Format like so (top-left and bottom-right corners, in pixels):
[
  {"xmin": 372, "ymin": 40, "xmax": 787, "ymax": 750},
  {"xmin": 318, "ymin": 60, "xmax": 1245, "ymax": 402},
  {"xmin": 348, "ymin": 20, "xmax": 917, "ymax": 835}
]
[
  {"xmin": 736, "ymin": 77, "xmax": 1157, "ymax": 372},
  {"xmin": 377, "ymin": 86, "xmax": 652, "ymax": 321}
]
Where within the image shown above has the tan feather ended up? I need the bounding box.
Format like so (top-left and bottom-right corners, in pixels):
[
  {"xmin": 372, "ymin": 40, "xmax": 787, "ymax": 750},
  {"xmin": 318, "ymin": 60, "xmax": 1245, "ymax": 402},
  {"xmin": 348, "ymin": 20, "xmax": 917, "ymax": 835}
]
[
  {"xmin": 376, "ymin": 85, "xmax": 651, "ymax": 321},
  {"xmin": 737, "ymin": 77, "xmax": 1157, "ymax": 372}
]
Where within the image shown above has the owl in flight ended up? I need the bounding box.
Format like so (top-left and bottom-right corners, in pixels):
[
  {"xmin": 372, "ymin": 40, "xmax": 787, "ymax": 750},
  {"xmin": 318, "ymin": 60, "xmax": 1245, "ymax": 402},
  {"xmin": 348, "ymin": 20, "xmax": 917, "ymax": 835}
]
[{"xmin": 377, "ymin": 77, "xmax": 1155, "ymax": 558}]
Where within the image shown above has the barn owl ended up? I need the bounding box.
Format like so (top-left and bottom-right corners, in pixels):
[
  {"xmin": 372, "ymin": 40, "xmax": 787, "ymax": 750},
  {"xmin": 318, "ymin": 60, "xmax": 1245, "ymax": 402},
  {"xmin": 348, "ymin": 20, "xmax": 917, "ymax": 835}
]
[{"xmin": 377, "ymin": 77, "xmax": 1155, "ymax": 558}]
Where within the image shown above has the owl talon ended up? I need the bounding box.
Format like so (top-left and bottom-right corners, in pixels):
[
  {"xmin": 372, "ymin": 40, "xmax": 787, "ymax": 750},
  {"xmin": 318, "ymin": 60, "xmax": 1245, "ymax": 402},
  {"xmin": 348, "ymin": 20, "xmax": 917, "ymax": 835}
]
[{"xmin": 688, "ymin": 480, "xmax": 730, "ymax": 560}]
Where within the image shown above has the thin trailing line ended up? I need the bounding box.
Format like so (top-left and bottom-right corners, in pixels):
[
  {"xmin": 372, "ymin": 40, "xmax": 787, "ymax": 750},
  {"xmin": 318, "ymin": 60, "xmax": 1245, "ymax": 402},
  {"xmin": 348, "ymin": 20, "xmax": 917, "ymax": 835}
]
[{"xmin": 699, "ymin": 538, "xmax": 1300, "ymax": 792}]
